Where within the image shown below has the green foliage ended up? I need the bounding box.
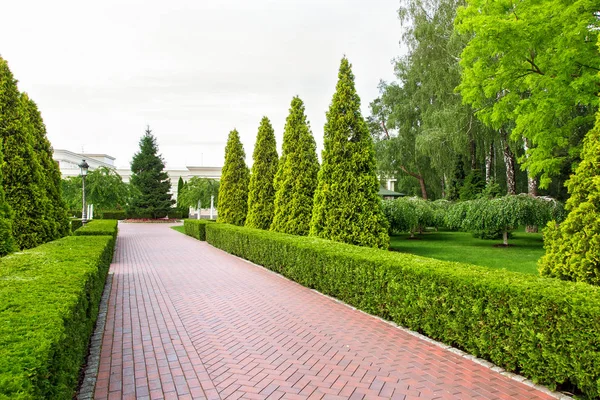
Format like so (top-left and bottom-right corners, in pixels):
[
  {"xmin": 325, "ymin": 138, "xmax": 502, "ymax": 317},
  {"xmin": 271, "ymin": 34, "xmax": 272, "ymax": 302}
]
[
  {"xmin": 177, "ymin": 176, "xmax": 184, "ymax": 205},
  {"xmin": 457, "ymin": 0, "xmax": 600, "ymax": 188},
  {"xmin": 539, "ymin": 111, "xmax": 600, "ymax": 285},
  {"xmin": 246, "ymin": 117, "xmax": 278, "ymax": 230},
  {"xmin": 217, "ymin": 129, "xmax": 249, "ymax": 226},
  {"xmin": 447, "ymin": 195, "xmax": 565, "ymax": 245},
  {"xmin": 382, "ymin": 197, "xmax": 434, "ymax": 236},
  {"xmin": 128, "ymin": 127, "xmax": 174, "ymax": 218},
  {"xmin": 459, "ymin": 169, "xmax": 485, "ymax": 201},
  {"xmin": 0, "ymin": 143, "xmax": 14, "ymax": 256},
  {"xmin": 0, "ymin": 234, "xmax": 115, "ymax": 399},
  {"xmin": 447, "ymin": 156, "xmax": 466, "ymax": 201},
  {"xmin": 24, "ymin": 96, "xmax": 70, "ymax": 239},
  {"xmin": 183, "ymin": 219, "xmax": 213, "ymax": 241},
  {"xmin": 73, "ymin": 219, "xmax": 118, "ymax": 242},
  {"xmin": 97, "ymin": 210, "xmax": 126, "ymax": 220},
  {"xmin": 178, "ymin": 177, "xmax": 219, "ymax": 210},
  {"xmin": 271, "ymin": 97, "xmax": 319, "ymax": 235},
  {"xmin": 311, "ymin": 58, "xmax": 389, "ymax": 248},
  {"xmin": 70, "ymin": 219, "xmax": 83, "ymax": 232},
  {"xmin": 0, "ymin": 61, "xmax": 51, "ymax": 250},
  {"xmin": 204, "ymin": 222, "xmax": 600, "ymax": 398}
]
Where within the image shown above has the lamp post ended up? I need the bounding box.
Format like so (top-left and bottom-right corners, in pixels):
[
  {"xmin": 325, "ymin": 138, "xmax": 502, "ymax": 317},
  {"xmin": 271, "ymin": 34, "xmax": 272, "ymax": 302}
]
[{"xmin": 78, "ymin": 159, "xmax": 89, "ymax": 225}]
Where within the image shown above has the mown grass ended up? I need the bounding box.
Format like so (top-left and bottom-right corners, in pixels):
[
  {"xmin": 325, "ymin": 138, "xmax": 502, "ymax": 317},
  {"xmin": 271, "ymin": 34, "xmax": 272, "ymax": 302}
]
[
  {"xmin": 171, "ymin": 225, "xmax": 185, "ymax": 234},
  {"xmin": 389, "ymin": 229, "xmax": 544, "ymax": 275}
]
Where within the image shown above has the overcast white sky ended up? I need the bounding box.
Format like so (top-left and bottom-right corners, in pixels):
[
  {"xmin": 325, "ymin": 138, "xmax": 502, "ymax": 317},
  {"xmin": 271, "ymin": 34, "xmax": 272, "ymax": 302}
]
[{"xmin": 1, "ymin": 0, "xmax": 403, "ymax": 169}]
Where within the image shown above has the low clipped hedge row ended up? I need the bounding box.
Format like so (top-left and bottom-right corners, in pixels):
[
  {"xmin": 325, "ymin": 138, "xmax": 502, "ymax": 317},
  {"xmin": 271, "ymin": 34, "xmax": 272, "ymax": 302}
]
[
  {"xmin": 204, "ymin": 223, "xmax": 600, "ymax": 398},
  {"xmin": 74, "ymin": 219, "xmax": 118, "ymax": 241},
  {"xmin": 183, "ymin": 219, "xmax": 214, "ymax": 241},
  {"xmin": 97, "ymin": 210, "xmax": 126, "ymax": 220},
  {"xmin": 0, "ymin": 221, "xmax": 118, "ymax": 399}
]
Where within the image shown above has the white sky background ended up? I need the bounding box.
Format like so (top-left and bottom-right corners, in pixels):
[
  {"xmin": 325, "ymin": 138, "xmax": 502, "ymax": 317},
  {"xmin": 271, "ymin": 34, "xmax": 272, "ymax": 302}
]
[{"xmin": 1, "ymin": 0, "xmax": 404, "ymax": 169}]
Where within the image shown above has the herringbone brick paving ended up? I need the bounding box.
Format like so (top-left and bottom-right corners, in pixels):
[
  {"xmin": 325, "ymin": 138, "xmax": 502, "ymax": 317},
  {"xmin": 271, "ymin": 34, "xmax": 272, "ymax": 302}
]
[{"xmin": 94, "ymin": 223, "xmax": 556, "ymax": 400}]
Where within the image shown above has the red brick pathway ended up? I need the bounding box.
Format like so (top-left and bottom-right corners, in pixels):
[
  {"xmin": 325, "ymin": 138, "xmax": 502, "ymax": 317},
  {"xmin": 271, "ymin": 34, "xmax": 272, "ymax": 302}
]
[{"xmin": 94, "ymin": 223, "xmax": 557, "ymax": 400}]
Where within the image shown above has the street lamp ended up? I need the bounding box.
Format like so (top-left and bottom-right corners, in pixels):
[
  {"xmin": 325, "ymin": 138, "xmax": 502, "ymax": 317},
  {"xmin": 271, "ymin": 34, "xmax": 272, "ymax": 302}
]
[{"xmin": 78, "ymin": 159, "xmax": 89, "ymax": 225}]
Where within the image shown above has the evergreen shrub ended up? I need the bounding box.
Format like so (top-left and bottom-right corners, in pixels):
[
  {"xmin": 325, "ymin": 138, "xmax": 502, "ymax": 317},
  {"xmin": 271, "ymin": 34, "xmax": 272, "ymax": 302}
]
[
  {"xmin": 202, "ymin": 222, "xmax": 600, "ymax": 398},
  {"xmin": 183, "ymin": 219, "xmax": 212, "ymax": 241},
  {"xmin": 0, "ymin": 235, "xmax": 115, "ymax": 399}
]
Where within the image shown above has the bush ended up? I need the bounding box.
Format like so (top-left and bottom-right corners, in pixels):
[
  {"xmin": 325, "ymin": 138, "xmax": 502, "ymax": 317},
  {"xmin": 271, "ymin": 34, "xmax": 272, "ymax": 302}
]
[
  {"xmin": 203, "ymin": 223, "xmax": 600, "ymax": 398},
  {"xmin": 0, "ymin": 235, "xmax": 115, "ymax": 399},
  {"xmin": 382, "ymin": 197, "xmax": 434, "ymax": 236},
  {"xmin": 183, "ymin": 219, "xmax": 213, "ymax": 241},
  {"xmin": 125, "ymin": 209, "xmax": 153, "ymax": 219},
  {"xmin": 73, "ymin": 219, "xmax": 118, "ymax": 242},
  {"xmin": 70, "ymin": 218, "xmax": 83, "ymax": 232},
  {"xmin": 98, "ymin": 210, "xmax": 126, "ymax": 220}
]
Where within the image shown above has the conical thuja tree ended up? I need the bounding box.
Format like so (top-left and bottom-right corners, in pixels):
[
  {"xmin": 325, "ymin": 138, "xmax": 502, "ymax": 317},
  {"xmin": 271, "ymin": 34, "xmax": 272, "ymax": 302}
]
[
  {"xmin": 0, "ymin": 58, "xmax": 51, "ymax": 249},
  {"xmin": 539, "ymin": 109, "xmax": 600, "ymax": 285},
  {"xmin": 271, "ymin": 97, "xmax": 319, "ymax": 235},
  {"xmin": 129, "ymin": 126, "xmax": 174, "ymax": 218},
  {"xmin": 217, "ymin": 129, "xmax": 249, "ymax": 226},
  {"xmin": 310, "ymin": 57, "xmax": 389, "ymax": 249},
  {"xmin": 246, "ymin": 117, "xmax": 278, "ymax": 230},
  {"xmin": 177, "ymin": 176, "xmax": 185, "ymax": 206},
  {"xmin": 24, "ymin": 95, "xmax": 70, "ymax": 238},
  {"xmin": 0, "ymin": 142, "xmax": 15, "ymax": 256}
]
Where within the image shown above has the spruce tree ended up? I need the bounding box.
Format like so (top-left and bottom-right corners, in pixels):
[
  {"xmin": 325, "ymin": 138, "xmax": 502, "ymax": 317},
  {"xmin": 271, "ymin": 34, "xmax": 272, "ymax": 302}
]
[
  {"xmin": 0, "ymin": 142, "xmax": 15, "ymax": 256},
  {"xmin": 271, "ymin": 97, "xmax": 319, "ymax": 235},
  {"xmin": 128, "ymin": 127, "xmax": 174, "ymax": 218},
  {"xmin": 24, "ymin": 95, "xmax": 70, "ymax": 238},
  {"xmin": 217, "ymin": 129, "xmax": 249, "ymax": 226},
  {"xmin": 246, "ymin": 117, "xmax": 278, "ymax": 230},
  {"xmin": 539, "ymin": 110, "xmax": 600, "ymax": 285},
  {"xmin": 310, "ymin": 57, "xmax": 389, "ymax": 249},
  {"xmin": 0, "ymin": 58, "xmax": 50, "ymax": 249}
]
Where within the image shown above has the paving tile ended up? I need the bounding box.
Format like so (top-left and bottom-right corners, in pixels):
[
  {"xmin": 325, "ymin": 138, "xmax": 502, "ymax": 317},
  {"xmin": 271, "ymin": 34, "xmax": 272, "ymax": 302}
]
[{"xmin": 93, "ymin": 223, "xmax": 557, "ymax": 399}]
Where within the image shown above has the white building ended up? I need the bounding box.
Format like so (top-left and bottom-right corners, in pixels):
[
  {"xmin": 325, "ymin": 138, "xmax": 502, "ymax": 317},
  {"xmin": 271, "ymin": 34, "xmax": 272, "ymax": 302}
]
[{"xmin": 53, "ymin": 149, "xmax": 222, "ymax": 201}]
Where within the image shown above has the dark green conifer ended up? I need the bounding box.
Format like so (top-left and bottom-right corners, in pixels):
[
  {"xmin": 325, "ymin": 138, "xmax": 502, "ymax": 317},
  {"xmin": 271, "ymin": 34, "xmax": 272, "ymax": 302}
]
[
  {"xmin": 0, "ymin": 58, "xmax": 50, "ymax": 249},
  {"xmin": 0, "ymin": 142, "xmax": 15, "ymax": 256},
  {"xmin": 128, "ymin": 127, "xmax": 174, "ymax": 218},
  {"xmin": 271, "ymin": 97, "xmax": 319, "ymax": 235},
  {"xmin": 246, "ymin": 117, "xmax": 278, "ymax": 230},
  {"xmin": 539, "ymin": 110, "xmax": 600, "ymax": 285},
  {"xmin": 310, "ymin": 57, "xmax": 389, "ymax": 249},
  {"xmin": 24, "ymin": 95, "xmax": 70, "ymax": 238},
  {"xmin": 217, "ymin": 129, "xmax": 249, "ymax": 226}
]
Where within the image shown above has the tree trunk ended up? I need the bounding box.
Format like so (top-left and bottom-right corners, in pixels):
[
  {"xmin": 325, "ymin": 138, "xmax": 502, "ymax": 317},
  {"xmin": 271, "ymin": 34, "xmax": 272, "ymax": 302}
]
[
  {"xmin": 470, "ymin": 139, "xmax": 477, "ymax": 170},
  {"xmin": 399, "ymin": 166, "xmax": 428, "ymax": 200},
  {"xmin": 485, "ymin": 143, "xmax": 494, "ymax": 183},
  {"xmin": 441, "ymin": 176, "xmax": 446, "ymax": 199},
  {"xmin": 503, "ymin": 230, "xmax": 509, "ymax": 246},
  {"xmin": 500, "ymin": 129, "xmax": 516, "ymax": 195}
]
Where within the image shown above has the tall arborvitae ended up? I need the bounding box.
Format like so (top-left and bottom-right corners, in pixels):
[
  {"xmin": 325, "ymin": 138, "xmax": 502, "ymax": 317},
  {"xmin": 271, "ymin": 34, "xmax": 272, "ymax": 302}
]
[
  {"xmin": 217, "ymin": 129, "xmax": 249, "ymax": 226},
  {"xmin": 0, "ymin": 142, "xmax": 15, "ymax": 256},
  {"xmin": 271, "ymin": 97, "xmax": 319, "ymax": 235},
  {"xmin": 129, "ymin": 126, "xmax": 174, "ymax": 218},
  {"xmin": 177, "ymin": 176, "xmax": 185, "ymax": 206},
  {"xmin": 539, "ymin": 109, "xmax": 600, "ymax": 285},
  {"xmin": 310, "ymin": 57, "xmax": 389, "ymax": 249},
  {"xmin": 0, "ymin": 58, "xmax": 50, "ymax": 249},
  {"xmin": 24, "ymin": 95, "xmax": 70, "ymax": 238},
  {"xmin": 246, "ymin": 117, "xmax": 278, "ymax": 230}
]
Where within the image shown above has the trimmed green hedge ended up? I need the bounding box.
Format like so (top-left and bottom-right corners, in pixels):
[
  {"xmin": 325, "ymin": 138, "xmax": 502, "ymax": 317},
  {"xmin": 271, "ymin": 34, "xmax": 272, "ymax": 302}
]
[
  {"xmin": 98, "ymin": 210, "xmax": 125, "ymax": 220},
  {"xmin": 183, "ymin": 219, "xmax": 213, "ymax": 241},
  {"xmin": 0, "ymin": 234, "xmax": 116, "ymax": 399},
  {"xmin": 204, "ymin": 223, "xmax": 600, "ymax": 398},
  {"xmin": 73, "ymin": 219, "xmax": 118, "ymax": 241},
  {"xmin": 70, "ymin": 218, "xmax": 83, "ymax": 232}
]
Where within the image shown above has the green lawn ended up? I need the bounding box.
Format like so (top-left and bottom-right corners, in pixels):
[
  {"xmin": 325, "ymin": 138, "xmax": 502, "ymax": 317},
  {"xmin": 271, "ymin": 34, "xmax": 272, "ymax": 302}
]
[
  {"xmin": 171, "ymin": 225, "xmax": 185, "ymax": 234},
  {"xmin": 389, "ymin": 229, "xmax": 545, "ymax": 275}
]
